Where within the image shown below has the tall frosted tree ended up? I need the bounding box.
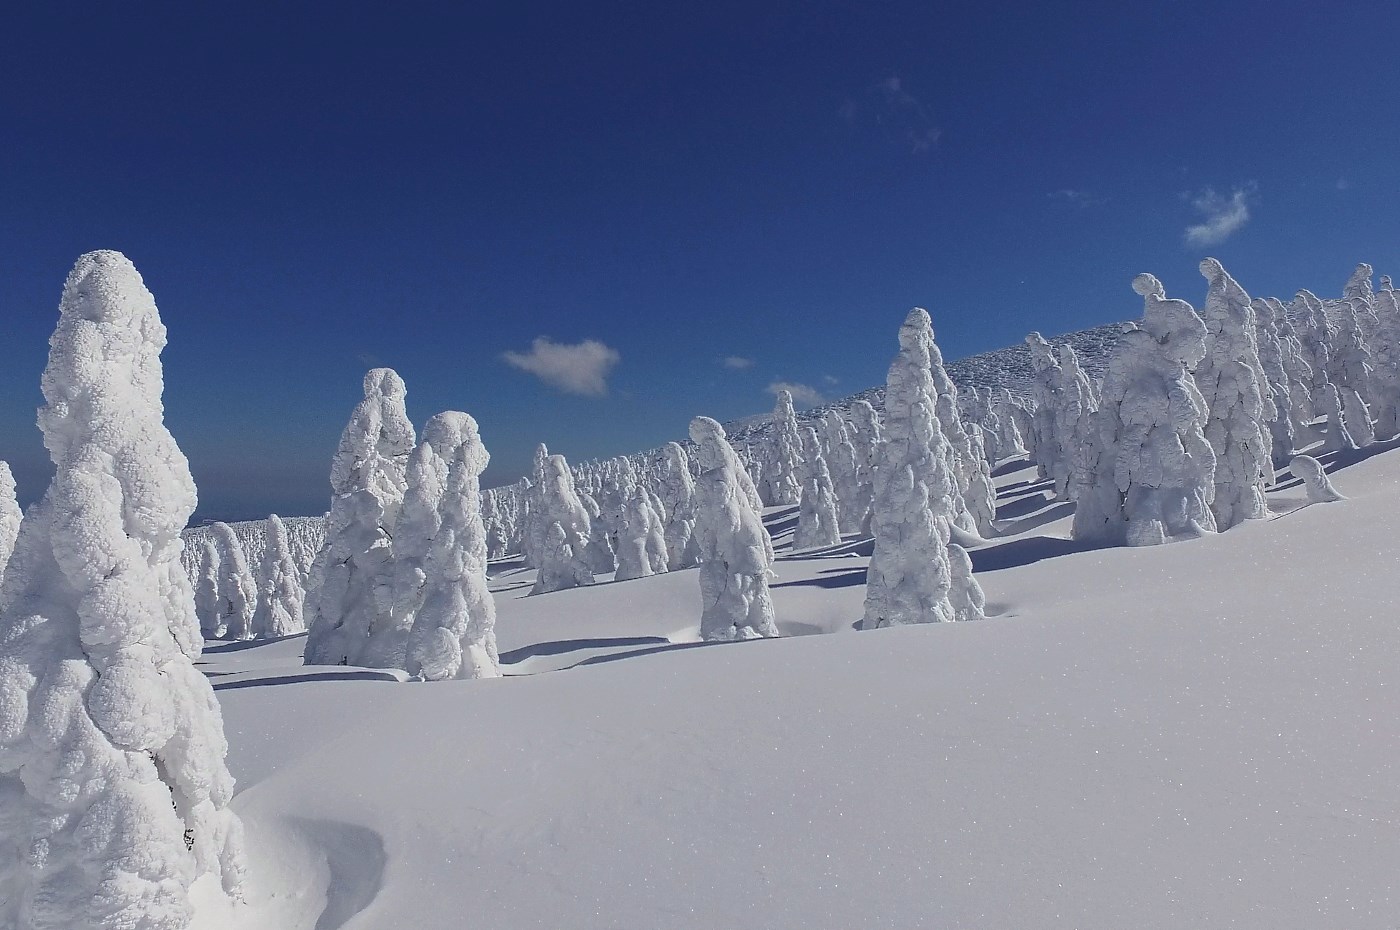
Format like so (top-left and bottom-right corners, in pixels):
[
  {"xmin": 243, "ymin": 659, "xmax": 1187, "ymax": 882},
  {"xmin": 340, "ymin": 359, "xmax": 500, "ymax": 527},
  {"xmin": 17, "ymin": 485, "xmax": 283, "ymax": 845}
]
[
  {"xmin": 763, "ymin": 389, "xmax": 804, "ymax": 506},
  {"xmin": 847, "ymin": 400, "xmax": 882, "ymax": 534},
  {"xmin": 1370, "ymin": 285, "xmax": 1400, "ymax": 440},
  {"xmin": 0, "ymin": 461, "xmax": 20, "ymax": 590},
  {"xmin": 657, "ymin": 442, "xmax": 699, "ymax": 569},
  {"xmin": 614, "ymin": 494, "xmax": 669, "ymax": 581},
  {"xmin": 251, "ymin": 513, "xmax": 306, "ymax": 638},
  {"xmin": 531, "ymin": 454, "xmax": 596, "ymax": 594},
  {"xmin": 823, "ymin": 410, "xmax": 864, "ymax": 534},
  {"xmin": 1195, "ymin": 258, "xmax": 1271, "ymax": 529},
  {"xmin": 1025, "ymin": 332, "xmax": 1063, "ymax": 484},
  {"xmin": 520, "ymin": 442, "xmax": 550, "ymax": 568},
  {"xmin": 1250, "ymin": 296, "xmax": 1297, "ymax": 465},
  {"xmin": 303, "ymin": 367, "xmax": 416, "ymax": 666},
  {"xmin": 863, "ymin": 308, "xmax": 968, "ymax": 627},
  {"xmin": 1072, "ymin": 274, "xmax": 1217, "ymax": 546},
  {"xmin": 194, "ymin": 535, "xmax": 224, "ymax": 639},
  {"xmin": 406, "ymin": 413, "xmax": 500, "ymax": 680},
  {"xmin": 0, "ymin": 250, "xmax": 245, "ymax": 929},
  {"xmin": 1328, "ymin": 299, "xmax": 1377, "ymax": 445},
  {"xmin": 690, "ymin": 416, "xmax": 779, "ymax": 641},
  {"xmin": 794, "ymin": 426, "xmax": 841, "ymax": 549},
  {"xmin": 210, "ymin": 521, "xmax": 256, "ymax": 641}
]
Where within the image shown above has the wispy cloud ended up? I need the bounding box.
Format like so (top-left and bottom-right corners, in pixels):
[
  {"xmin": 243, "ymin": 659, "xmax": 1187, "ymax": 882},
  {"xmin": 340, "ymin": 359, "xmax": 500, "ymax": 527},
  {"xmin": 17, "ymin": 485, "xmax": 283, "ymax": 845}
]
[
  {"xmin": 767, "ymin": 380, "xmax": 823, "ymax": 407},
  {"xmin": 1184, "ymin": 185, "xmax": 1254, "ymax": 247},
  {"xmin": 1336, "ymin": 177, "xmax": 1351, "ymax": 191},
  {"xmin": 1048, "ymin": 189, "xmax": 1105, "ymax": 207},
  {"xmin": 842, "ymin": 75, "xmax": 940, "ymax": 154},
  {"xmin": 502, "ymin": 337, "xmax": 620, "ymax": 396},
  {"xmin": 721, "ymin": 355, "xmax": 754, "ymax": 370}
]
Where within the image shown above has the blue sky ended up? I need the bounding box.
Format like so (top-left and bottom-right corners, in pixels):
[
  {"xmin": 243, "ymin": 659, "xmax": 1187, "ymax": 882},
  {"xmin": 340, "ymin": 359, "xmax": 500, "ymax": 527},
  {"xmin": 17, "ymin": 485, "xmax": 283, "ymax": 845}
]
[{"xmin": 2, "ymin": 1, "xmax": 1397, "ymax": 520}]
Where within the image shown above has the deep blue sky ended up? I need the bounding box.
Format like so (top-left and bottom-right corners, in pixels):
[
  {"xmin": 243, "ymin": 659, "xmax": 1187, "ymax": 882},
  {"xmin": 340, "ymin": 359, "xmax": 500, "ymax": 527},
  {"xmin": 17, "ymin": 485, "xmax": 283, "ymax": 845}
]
[{"xmin": 2, "ymin": 1, "xmax": 1397, "ymax": 521}]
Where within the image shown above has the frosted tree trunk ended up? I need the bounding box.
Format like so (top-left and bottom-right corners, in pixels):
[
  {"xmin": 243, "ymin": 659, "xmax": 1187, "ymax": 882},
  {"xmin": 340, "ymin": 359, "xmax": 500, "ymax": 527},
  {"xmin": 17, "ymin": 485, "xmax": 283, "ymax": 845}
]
[
  {"xmin": 0, "ymin": 250, "xmax": 245, "ymax": 930},
  {"xmin": 690, "ymin": 416, "xmax": 778, "ymax": 641}
]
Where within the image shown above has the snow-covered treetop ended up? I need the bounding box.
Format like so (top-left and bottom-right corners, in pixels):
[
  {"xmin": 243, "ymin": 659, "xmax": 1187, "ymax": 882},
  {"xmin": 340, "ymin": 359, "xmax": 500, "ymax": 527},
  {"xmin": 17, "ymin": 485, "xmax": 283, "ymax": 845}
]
[
  {"xmin": 329, "ymin": 367, "xmax": 416, "ymax": 497},
  {"xmin": 423, "ymin": 411, "xmax": 489, "ymax": 475},
  {"xmin": 689, "ymin": 415, "xmax": 765, "ymax": 514},
  {"xmin": 1343, "ymin": 262, "xmax": 1374, "ymax": 302},
  {"xmin": 1133, "ymin": 272, "xmax": 1208, "ymax": 368}
]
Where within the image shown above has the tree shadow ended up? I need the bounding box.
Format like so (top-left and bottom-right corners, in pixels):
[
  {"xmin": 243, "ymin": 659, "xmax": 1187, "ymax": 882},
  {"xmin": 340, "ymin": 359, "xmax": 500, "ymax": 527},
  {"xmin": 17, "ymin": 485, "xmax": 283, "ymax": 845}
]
[
  {"xmin": 499, "ymin": 635, "xmax": 671, "ymax": 665},
  {"xmin": 203, "ymin": 632, "xmax": 308, "ymax": 655},
  {"xmin": 970, "ymin": 534, "xmax": 1098, "ymax": 573},
  {"xmin": 996, "ymin": 500, "xmax": 1076, "ymax": 536},
  {"xmin": 212, "ymin": 669, "xmax": 404, "ymax": 691},
  {"xmin": 772, "ymin": 567, "xmax": 867, "ymax": 590}
]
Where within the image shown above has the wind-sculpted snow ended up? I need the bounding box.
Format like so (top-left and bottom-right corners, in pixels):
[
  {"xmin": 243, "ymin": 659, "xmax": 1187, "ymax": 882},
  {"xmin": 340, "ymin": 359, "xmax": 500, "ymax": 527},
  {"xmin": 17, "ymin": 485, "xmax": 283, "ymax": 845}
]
[
  {"xmin": 1289, "ymin": 454, "xmax": 1345, "ymax": 503},
  {"xmin": 0, "ymin": 250, "xmax": 244, "ymax": 929}
]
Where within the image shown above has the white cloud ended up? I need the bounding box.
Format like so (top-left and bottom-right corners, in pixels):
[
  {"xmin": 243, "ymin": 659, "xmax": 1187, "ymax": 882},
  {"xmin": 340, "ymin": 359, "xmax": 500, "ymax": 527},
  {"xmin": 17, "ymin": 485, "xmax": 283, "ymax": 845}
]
[
  {"xmin": 822, "ymin": 374, "xmax": 839, "ymax": 385},
  {"xmin": 767, "ymin": 380, "xmax": 823, "ymax": 407},
  {"xmin": 502, "ymin": 337, "xmax": 620, "ymax": 396},
  {"xmin": 721, "ymin": 355, "xmax": 755, "ymax": 369},
  {"xmin": 1184, "ymin": 186, "xmax": 1253, "ymax": 247}
]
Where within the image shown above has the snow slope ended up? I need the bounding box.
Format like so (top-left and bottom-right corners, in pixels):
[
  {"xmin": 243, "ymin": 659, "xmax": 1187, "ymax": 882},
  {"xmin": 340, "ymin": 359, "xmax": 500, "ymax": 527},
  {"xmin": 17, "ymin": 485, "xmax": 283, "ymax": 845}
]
[{"xmin": 199, "ymin": 441, "xmax": 1400, "ymax": 930}]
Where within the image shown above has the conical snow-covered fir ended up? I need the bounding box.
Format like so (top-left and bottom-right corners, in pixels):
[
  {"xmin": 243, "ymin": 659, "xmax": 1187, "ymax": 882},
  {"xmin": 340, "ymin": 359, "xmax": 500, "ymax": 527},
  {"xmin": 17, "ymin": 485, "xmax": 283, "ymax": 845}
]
[
  {"xmin": 0, "ymin": 250, "xmax": 245, "ymax": 929},
  {"xmin": 194, "ymin": 535, "xmax": 225, "ymax": 638},
  {"xmin": 657, "ymin": 442, "xmax": 699, "ymax": 569},
  {"xmin": 763, "ymin": 389, "xmax": 804, "ymax": 506},
  {"xmin": 303, "ymin": 367, "xmax": 416, "ymax": 666},
  {"xmin": 1195, "ymin": 258, "xmax": 1271, "ymax": 530},
  {"xmin": 1072, "ymin": 274, "xmax": 1217, "ymax": 546},
  {"xmin": 794, "ymin": 426, "xmax": 841, "ymax": 549},
  {"xmin": 690, "ymin": 416, "xmax": 779, "ymax": 641},
  {"xmin": 0, "ymin": 461, "xmax": 20, "ymax": 589},
  {"xmin": 406, "ymin": 412, "xmax": 501, "ymax": 680},
  {"xmin": 211, "ymin": 521, "xmax": 256, "ymax": 640},
  {"xmin": 251, "ymin": 513, "xmax": 306, "ymax": 638},
  {"xmin": 531, "ymin": 454, "xmax": 596, "ymax": 594},
  {"xmin": 862, "ymin": 308, "xmax": 972, "ymax": 627}
]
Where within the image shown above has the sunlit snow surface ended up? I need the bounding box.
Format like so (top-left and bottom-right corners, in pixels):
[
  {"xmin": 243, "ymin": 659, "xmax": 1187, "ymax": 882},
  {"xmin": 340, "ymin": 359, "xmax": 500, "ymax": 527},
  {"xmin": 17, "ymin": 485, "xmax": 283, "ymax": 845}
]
[{"xmin": 198, "ymin": 444, "xmax": 1400, "ymax": 929}]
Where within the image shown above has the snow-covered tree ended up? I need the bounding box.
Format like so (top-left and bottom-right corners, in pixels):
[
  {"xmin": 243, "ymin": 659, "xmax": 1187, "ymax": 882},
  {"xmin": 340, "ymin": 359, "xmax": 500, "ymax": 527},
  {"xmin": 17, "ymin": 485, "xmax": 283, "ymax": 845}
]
[
  {"xmin": 863, "ymin": 308, "xmax": 969, "ymax": 627},
  {"xmin": 1272, "ymin": 304, "xmax": 1318, "ymax": 444},
  {"xmin": 1328, "ymin": 300, "xmax": 1377, "ymax": 445},
  {"xmin": 1289, "ymin": 454, "xmax": 1345, "ymax": 503},
  {"xmin": 794, "ymin": 427, "xmax": 841, "ymax": 549},
  {"xmin": 1053, "ymin": 344, "xmax": 1100, "ymax": 500},
  {"xmin": 1072, "ymin": 274, "xmax": 1217, "ymax": 546},
  {"xmin": 0, "ymin": 250, "xmax": 245, "ymax": 929},
  {"xmin": 614, "ymin": 494, "xmax": 668, "ymax": 581},
  {"xmin": 1293, "ymin": 289, "xmax": 1334, "ymax": 394},
  {"xmin": 0, "ymin": 461, "xmax": 20, "ymax": 590},
  {"xmin": 1025, "ymin": 332, "xmax": 1062, "ymax": 483},
  {"xmin": 1344, "ymin": 262, "xmax": 1375, "ymax": 303},
  {"xmin": 211, "ymin": 521, "xmax": 256, "ymax": 640},
  {"xmin": 406, "ymin": 413, "xmax": 500, "ymax": 680},
  {"xmin": 1195, "ymin": 258, "xmax": 1271, "ymax": 530},
  {"xmin": 657, "ymin": 442, "xmax": 699, "ymax": 569},
  {"xmin": 531, "ymin": 454, "xmax": 595, "ymax": 594},
  {"xmin": 303, "ymin": 368, "xmax": 416, "ymax": 666},
  {"xmin": 1251, "ymin": 296, "xmax": 1297, "ymax": 465},
  {"xmin": 251, "ymin": 514, "xmax": 305, "ymax": 638},
  {"xmin": 194, "ymin": 536, "xmax": 224, "ymax": 639},
  {"xmin": 577, "ymin": 490, "xmax": 619, "ymax": 574},
  {"xmin": 1316, "ymin": 382, "xmax": 1357, "ymax": 452},
  {"xmin": 963, "ymin": 427, "xmax": 999, "ymax": 537},
  {"xmin": 946, "ymin": 543, "xmax": 986, "ymax": 622},
  {"xmin": 520, "ymin": 442, "xmax": 550, "ymax": 568},
  {"xmin": 846, "ymin": 400, "xmax": 882, "ymax": 534},
  {"xmin": 1370, "ymin": 286, "xmax": 1400, "ymax": 440},
  {"xmin": 690, "ymin": 416, "xmax": 779, "ymax": 641},
  {"xmin": 762, "ymin": 389, "xmax": 803, "ymax": 506},
  {"xmin": 993, "ymin": 388, "xmax": 1032, "ymax": 460},
  {"xmin": 823, "ymin": 411, "xmax": 864, "ymax": 534}
]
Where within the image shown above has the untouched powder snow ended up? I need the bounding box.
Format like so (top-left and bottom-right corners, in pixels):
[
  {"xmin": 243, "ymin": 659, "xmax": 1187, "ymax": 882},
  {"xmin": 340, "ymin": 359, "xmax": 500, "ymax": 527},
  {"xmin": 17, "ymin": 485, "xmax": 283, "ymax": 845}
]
[{"xmin": 201, "ymin": 438, "xmax": 1400, "ymax": 930}]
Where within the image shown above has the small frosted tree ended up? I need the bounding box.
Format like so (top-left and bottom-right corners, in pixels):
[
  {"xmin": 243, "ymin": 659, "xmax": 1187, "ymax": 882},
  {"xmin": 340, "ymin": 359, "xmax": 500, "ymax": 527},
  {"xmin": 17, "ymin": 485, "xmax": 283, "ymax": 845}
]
[
  {"xmin": 1290, "ymin": 454, "xmax": 1345, "ymax": 503},
  {"xmin": 1251, "ymin": 296, "xmax": 1296, "ymax": 465},
  {"xmin": 406, "ymin": 413, "xmax": 500, "ymax": 680},
  {"xmin": 823, "ymin": 411, "xmax": 864, "ymax": 534},
  {"xmin": 794, "ymin": 427, "xmax": 841, "ymax": 549},
  {"xmin": 763, "ymin": 389, "xmax": 804, "ymax": 506},
  {"xmin": 657, "ymin": 442, "xmax": 699, "ymax": 569},
  {"xmin": 194, "ymin": 535, "xmax": 224, "ymax": 639},
  {"xmin": 993, "ymin": 388, "xmax": 1032, "ymax": 460},
  {"xmin": 1370, "ymin": 286, "xmax": 1400, "ymax": 439},
  {"xmin": 211, "ymin": 521, "xmax": 256, "ymax": 640},
  {"xmin": 1195, "ymin": 258, "xmax": 1271, "ymax": 530},
  {"xmin": 531, "ymin": 454, "xmax": 595, "ymax": 594},
  {"xmin": 1316, "ymin": 382, "xmax": 1357, "ymax": 452},
  {"xmin": 252, "ymin": 514, "xmax": 305, "ymax": 638},
  {"xmin": 690, "ymin": 416, "xmax": 779, "ymax": 641},
  {"xmin": 577, "ymin": 490, "xmax": 619, "ymax": 574},
  {"xmin": 303, "ymin": 367, "xmax": 415, "ymax": 666},
  {"xmin": 963, "ymin": 428, "xmax": 998, "ymax": 537},
  {"xmin": 0, "ymin": 250, "xmax": 244, "ymax": 929},
  {"xmin": 520, "ymin": 442, "xmax": 550, "ymax": 568},
  {"xmin": 1054, "ymin": 344, "xmax": 1099, "ymax": 500},
  {"xmin": 1328, "ymin": 300, "xmax": 1377, "ymax": 445},
  {"xmin": 1072, "ymin": 274, "xmax": 1217, "ymax": 546},
  {"xmin": 847, "ymin": 400, "xmax": 882, "ymax": 534},
  {"xmin": 863, "ymin": 308, "xmax": 968, "ymax": 627},
  {"xmin": 614, "ymin": 494, "xmax": 668, "ymax": 581},
  {"xmin": 1025, "ymin": 332, "xmax": 1063, "ymax": 484},
  {"xmin": 1272, "ymin": 305, "xmax": 1318, "ymax": 443},
  {"xmin": 0, "ymin": 461, "xmax": 19, "ymax": 590},
  {"xmin": 946, "ymin": 543, "xmax": 986, "ymax": 622}
]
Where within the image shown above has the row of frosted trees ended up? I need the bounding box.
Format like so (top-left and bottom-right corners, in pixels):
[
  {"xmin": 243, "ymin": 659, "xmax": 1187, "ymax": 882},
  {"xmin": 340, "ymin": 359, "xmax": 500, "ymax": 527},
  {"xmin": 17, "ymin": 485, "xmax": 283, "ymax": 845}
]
[{"xmin": 180, "ymin": 515, "xmax": 323, "ymax": 641}]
